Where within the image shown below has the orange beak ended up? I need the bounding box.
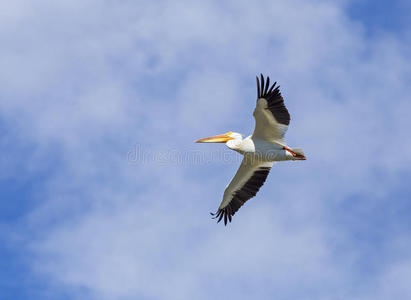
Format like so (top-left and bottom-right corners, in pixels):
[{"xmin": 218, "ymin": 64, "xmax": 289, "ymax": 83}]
[{"xmin": 195, "ymin": 132, "xmax": 234, "ymax": 143}]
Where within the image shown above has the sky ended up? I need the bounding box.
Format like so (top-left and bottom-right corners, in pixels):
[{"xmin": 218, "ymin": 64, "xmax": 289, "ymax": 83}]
[{"xmin": 0, "ymin": 0, "xmax": 411, "ymax": 299}]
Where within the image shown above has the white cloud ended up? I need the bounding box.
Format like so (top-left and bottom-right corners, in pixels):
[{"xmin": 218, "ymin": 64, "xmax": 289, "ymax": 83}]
[{"xmin": 1, "ymin": 0, "xmax": 411, "ymax": 299}]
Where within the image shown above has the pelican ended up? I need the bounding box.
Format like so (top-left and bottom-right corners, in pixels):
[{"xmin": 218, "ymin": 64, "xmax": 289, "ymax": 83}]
[{"xmin": 195, "ymin": 74, "xmax": 306, "ymax": 225}]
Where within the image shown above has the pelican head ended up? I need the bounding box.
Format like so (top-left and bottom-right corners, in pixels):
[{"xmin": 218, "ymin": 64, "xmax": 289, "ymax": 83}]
[{"xmin": 195, "ymin": 131, "xmax": 242, "ymax": 144}]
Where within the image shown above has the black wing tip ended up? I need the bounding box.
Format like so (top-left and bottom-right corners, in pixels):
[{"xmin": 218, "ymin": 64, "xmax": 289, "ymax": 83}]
[
  {"xmin": 211, "ymin": 207, "xmax": 233, "ymax": 226},
  {"xmin": 256, "ymin": 74, "xmax": 290, "ymax": 126},
  {"xmin": 257, "ymin": 73, "xmax": 279, "ymax": 99}
]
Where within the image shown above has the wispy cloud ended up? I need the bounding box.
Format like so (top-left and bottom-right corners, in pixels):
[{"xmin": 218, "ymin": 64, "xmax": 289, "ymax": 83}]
[{"xmin": 1, "ymin": 0, "xmax": 411, "ymax": 299}]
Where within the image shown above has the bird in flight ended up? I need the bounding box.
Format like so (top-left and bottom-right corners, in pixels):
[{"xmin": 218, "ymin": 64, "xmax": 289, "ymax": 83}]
[{"xmin": 195, "ymin": 74, "xmax": 306, "ymax": 225}]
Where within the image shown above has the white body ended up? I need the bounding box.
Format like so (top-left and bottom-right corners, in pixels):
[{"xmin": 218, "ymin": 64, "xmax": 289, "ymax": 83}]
[{"xmin": 226, "ymin": 135, "xmax": 296, "ymax": 162}]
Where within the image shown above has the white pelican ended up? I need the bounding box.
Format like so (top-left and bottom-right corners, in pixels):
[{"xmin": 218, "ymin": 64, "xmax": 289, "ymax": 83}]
[{"xmin": 195, "ymin": 74, "xmax": 306, "ymax": 225}]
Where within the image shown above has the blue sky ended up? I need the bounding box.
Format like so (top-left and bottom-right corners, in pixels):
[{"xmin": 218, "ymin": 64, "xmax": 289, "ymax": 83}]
[{"xmin": 1, "ymin": 0, "xmax": 411, "ymax": 299}]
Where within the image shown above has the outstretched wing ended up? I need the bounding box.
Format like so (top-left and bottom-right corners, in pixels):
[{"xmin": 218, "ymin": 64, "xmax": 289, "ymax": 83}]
[
  {"xmin": 212, "ymin": 158, "xmax": 273, "ymax": 225},
  {"xmin": 252, "ymin": 74, "xmax": 290, "ymax": 144}
]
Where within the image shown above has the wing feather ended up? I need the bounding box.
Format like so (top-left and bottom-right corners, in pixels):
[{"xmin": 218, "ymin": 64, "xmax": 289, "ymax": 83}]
[
  {"xmin": 252, "ymin": 74, "xmax": 290, "ymax": 143},
  {"xmin": 212, "ymin": 158, "xmax": 273, "ymax": 225}
]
